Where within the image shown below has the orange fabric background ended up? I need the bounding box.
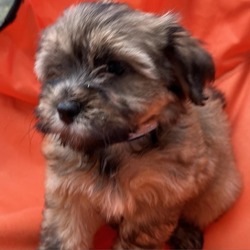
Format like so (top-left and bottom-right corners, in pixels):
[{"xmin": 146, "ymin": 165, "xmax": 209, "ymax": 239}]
[{"xmin": 0, "ymin": 0, "xmax": 249, "ymax": 249}]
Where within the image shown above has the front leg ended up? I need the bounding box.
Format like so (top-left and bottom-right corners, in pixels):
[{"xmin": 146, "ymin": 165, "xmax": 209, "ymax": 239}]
[
  {"xmin": 38, "ymin": 195, "xmax": 103, "ymax": 250},
  {"xmin": 39, "ymin": 136, "xmax": 103, "ymax": 250},
  {"xmin": 113, "ymin": 212, "xmax": 179, "ymax": 250}
]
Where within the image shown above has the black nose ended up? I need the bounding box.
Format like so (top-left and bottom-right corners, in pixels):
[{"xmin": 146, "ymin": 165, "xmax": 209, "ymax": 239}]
[{"xmin": 57, "ymin": 101, "xmax": 81, "ymax": 124}]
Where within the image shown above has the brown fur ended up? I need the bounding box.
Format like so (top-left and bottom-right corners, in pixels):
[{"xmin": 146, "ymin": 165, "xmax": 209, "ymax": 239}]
[{"xmin": 35, "ymin": 2, "xmax": 242, "ymax": 249}]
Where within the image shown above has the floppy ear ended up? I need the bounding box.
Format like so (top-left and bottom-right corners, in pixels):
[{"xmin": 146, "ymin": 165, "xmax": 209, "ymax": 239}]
[{"xmin": 164, "ymin": 25, "xmax": 215, "ymax": 105}]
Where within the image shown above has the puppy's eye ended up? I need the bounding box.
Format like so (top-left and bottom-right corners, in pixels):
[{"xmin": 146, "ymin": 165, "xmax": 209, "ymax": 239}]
[{"xmin": 107, "ymin": 61, "xmax": 125, "ymax": 75}]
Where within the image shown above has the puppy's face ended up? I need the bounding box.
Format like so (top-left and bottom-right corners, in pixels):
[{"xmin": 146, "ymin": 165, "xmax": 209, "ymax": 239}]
[{"xmin": 35, "ymin": 2, "xmax": 214, "ymax": 151}]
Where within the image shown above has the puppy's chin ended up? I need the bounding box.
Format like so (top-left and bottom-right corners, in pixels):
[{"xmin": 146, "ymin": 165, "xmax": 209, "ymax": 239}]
[
  {"xmin": 37, "ymin": 122, "xmax": 131, "ymax": 153},
  {"xmin": 60, "ymin": 122, "xmax": 159, "ymax": 151},
  {"xmin": 66, "ymin": 131, "xmax": 130, "ymax": 153}
]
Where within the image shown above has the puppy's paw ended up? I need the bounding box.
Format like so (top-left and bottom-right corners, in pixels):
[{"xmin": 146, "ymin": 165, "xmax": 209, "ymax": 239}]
[{"xmin": 168, "ymin": 220, "xmax": 204, "ymax": 249}]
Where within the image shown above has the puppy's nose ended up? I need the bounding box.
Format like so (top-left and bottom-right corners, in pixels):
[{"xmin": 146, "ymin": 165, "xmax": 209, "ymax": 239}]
[{"xmin": 57, "ymin": 101, "xmax": 81, "ymax": 124}]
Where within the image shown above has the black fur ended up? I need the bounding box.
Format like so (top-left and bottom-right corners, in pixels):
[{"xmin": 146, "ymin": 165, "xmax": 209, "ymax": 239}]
[
  {"xmin": 168, "ymin": 220, "xmax": 204, "ymax": 249},
  {"xmin": 165, "ymin": 26, "xmax": 215, "ymax": 105},
  {"xmin": 38, "ymin": 224, "xmax": 61, "ymax": 250}
]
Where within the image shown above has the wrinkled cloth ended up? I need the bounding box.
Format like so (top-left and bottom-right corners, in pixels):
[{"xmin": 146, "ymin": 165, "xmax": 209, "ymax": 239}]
[{"xmin": 0, "ymin": 0, "xmax": 249, "ymax": 249}]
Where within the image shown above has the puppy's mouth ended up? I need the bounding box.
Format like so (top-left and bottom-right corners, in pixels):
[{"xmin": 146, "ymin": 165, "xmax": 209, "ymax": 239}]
[{"xmin": 37, "ymin": 117, "xmax": 158, "ymax": 151}]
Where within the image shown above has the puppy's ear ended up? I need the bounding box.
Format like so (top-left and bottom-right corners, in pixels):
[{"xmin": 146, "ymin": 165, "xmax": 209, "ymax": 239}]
[{"xmin": 164, "ymin": 22, "xmax": 215, "ymax": 105}]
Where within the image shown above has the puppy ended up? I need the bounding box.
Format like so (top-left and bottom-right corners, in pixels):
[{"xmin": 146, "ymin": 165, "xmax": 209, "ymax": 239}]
[{"xmin": 35, "ymin": 2, "xmax": 242, "ymax": 249}]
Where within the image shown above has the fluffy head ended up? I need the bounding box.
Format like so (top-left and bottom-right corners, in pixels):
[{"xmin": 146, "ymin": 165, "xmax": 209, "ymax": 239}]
[{"xmin": 35, "ymin": 2, "xmax": 214, "ymax": 151}]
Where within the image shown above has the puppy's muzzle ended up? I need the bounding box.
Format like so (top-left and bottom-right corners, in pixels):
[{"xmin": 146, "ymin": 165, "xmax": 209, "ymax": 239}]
[{"xmin": 57, "ymin": 101, "xmax": 81, "ymax": 124}]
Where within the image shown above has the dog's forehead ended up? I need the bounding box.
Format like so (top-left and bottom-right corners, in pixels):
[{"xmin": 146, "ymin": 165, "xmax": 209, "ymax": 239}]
[
  {"xmin": 61, "ymin": 3, "xmax": 153, "ymax": 50},
  {"xmin": 52, "ymin": 3, "xmax": 173, "ymax": 55},
  {"xmin": 38, "ymin": 3, "xmax": 176, "ymax": 80},
  {"xmin": 65, "ymin": 3, "xmax": 150, "ymax": 37}
]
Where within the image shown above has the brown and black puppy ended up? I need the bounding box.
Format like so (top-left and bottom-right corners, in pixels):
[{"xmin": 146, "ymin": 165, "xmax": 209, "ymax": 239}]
[{"xmin": 35, "ymin": 2, "xmax": 242, "ymax": 249}]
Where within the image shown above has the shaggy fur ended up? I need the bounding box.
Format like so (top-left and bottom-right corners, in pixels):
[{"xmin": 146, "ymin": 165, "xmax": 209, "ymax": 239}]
[{"xmin": 35, "ymin": 2, "xmax": 242, "ymax": 249}]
